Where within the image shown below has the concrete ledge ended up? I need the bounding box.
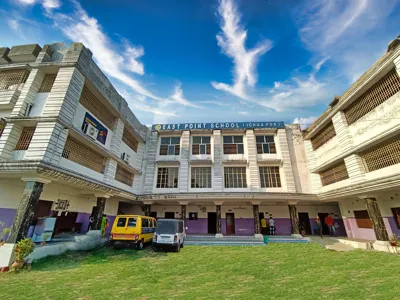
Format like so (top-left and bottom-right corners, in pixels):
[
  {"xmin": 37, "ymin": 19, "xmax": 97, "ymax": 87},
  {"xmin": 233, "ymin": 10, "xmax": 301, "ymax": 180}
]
[
  {"xmin": 337, "ymin": 238, "xmax": 372, "ymax": 250},
  {"xmin": 0, "ymin": 243, "xmax": 16, "ymax": 268},
  {"xmin": 254, "ymin": 234, "xmax": 263, "ymax": 240},
  {"xmin": 215, "ymin": 233, "xmax": 223, "ymax": 238},
  {"xmin": 372, "ymin": 241, "xmax": 400, "ymax": 254}
]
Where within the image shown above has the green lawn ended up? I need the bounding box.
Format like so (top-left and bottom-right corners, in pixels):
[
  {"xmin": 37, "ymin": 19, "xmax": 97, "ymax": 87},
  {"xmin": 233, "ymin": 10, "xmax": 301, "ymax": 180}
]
[{"xmin": 1, "ymin": 243, "xmax": 399, "ymax": 299}]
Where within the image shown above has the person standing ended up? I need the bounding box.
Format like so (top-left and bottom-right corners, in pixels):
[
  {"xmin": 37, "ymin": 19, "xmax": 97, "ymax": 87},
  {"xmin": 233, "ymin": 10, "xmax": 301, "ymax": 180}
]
[
  {"xmin": 269, "ymin": 217, "xmax": 275, "ymax": 236},
  {"xmin": 101, "ymin": 214, "xmax": 109, "ymax": 237},
  {"xmin": 324, "ymin": 214, "xmax": 335, "ymax": 236},
  {"xmin": 314, "ymin": 216, "xmax": 322, "ymax": 238},
  {"xmin": 261, "ymin": 217, "xmax": 267, "ymax": 235}
]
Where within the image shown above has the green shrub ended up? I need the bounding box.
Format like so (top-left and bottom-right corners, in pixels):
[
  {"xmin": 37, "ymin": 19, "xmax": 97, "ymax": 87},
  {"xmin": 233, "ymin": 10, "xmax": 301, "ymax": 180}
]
[{"xmin": 15, "ymin": 238, "xmax": 35, "ymax": 262}]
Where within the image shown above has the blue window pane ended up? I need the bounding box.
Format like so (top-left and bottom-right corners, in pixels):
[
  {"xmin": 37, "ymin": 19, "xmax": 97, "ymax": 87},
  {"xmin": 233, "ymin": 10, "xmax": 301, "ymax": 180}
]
[{"xmin": 237, "ymin": 144, "xmax": 244, "ymax": 154}]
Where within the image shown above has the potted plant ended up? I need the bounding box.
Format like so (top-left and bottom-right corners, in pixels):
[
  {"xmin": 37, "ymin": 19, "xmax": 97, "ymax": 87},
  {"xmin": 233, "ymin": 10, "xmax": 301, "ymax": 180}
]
[
  {"xmin": 389, "ymin": 235, "xmax": 398, "ymax": 247},
  {"xmin": 0, "ymin": 221, "xmax": 11, "ymax": 246},
  {"xmin": 11, "ymin": 238, "xmax": 35, "ymax": 270},
  {"xmin": 40, "ymin": 233, "xmax": 51, "ymax": 246}
]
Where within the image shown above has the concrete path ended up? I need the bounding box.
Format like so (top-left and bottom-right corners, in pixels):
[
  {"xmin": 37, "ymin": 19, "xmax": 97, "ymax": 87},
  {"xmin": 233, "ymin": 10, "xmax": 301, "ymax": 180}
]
[{"xmin": 311, "ymin": 236, "xmax": 356, "ymax": 252}]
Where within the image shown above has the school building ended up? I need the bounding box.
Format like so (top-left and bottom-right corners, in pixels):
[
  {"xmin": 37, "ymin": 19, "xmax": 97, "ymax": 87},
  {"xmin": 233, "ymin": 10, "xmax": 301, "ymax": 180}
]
[{"xmin": 0, "ymin": 35, "xmax": 399, "ymax": 265}]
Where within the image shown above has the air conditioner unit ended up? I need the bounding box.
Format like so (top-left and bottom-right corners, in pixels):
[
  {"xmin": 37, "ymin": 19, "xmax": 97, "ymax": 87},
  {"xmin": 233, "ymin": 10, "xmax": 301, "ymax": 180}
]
[
  {"xmin": 84, "ymin": 124, "xmax": 99, "ymax": 140},
  {"xmin": 121, "ymin": 152, "xmax": 131, "ymax": 163}
]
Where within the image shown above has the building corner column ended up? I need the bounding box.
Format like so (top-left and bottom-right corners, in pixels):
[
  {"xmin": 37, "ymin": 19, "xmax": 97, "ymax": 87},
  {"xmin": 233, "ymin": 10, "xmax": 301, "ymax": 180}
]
[
  {"xmin": 212, "ymin": 130, "xmax": 223, "ymax": 192},
  {"xmin": 92, "ymin": 195, "xmax": 109, "ymax": 230},
  {"xmin": 179, "ymin": 131, "xmax": 190, "ymax": 193},
  {"xmin": 288, "ymin": 201, "xmax": 300, "ymax": 236},
  {"xmin": 361, "ymin": 196, "xmax": 389, "ymax": 241},
  {"xmin": 251, "ymin": 201, "xmax": 262, "ymax": 238},
  {"xmin": 214, "ymin": 201, "xmax": 223, "ymax": 237}
]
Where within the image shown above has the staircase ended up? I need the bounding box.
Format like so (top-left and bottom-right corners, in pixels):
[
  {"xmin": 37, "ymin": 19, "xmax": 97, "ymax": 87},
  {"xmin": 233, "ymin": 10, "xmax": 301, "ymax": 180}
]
[{"xmin": 185, "ymin": 235, "xmax": 310, "ymax": 246}]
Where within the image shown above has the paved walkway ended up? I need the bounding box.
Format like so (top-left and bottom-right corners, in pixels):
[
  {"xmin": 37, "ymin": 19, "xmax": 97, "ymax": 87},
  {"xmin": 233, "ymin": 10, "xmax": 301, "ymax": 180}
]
[{"xmin": 311, "ymin": 236, "xmax": 356, "ymax": 252}]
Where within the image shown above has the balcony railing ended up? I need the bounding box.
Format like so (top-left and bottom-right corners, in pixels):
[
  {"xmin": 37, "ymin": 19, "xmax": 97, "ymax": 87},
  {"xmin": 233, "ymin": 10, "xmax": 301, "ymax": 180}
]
[
  {"xmin": 115, "ymin": 164, "xmax": 134, "ymax": 186},
  {"xmin": 0, "ymin": 69, "xmax": 29, "ymax": 91},
  {"xmin": 319, "ymin": 161, "xmax": 349, "ymax": 186}
]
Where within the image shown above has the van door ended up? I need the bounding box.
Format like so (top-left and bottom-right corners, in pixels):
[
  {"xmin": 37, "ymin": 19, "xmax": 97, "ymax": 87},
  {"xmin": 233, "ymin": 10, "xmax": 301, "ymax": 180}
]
[{"xmin": 113, "ymin": 217, "xmax": 128, "ymax": 234}]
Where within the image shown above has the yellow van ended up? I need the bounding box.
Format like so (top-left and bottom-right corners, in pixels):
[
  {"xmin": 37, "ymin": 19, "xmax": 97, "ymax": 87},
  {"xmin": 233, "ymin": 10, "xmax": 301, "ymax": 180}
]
[{"xmin": 110, "ymin": 215, "xmax": 156, "ymax": 249}]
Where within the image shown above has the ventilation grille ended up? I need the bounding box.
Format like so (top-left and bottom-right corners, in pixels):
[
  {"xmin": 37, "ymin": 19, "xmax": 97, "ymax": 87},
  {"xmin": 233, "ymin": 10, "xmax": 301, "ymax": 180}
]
[
  {"xmin": 311, "ymin": 121, "xmax": 336, "ymax": 150},
  {"xmin": 319, "ymin": 161, "xmax": 349, "ymax": 186}
]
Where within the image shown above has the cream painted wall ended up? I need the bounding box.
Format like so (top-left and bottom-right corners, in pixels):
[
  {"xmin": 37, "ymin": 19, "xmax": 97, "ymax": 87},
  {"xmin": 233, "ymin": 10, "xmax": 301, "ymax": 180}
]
[
  {"xmin": 0, "ymin": 109, "xmax": 12, "ymax": 118},
  {"xmin": 29, "ymin": 93, "xmax": 49, "ymax": 117},
  {"xmin": 313, "ymin": 136, "xmax": 340, "ymax": 168},
  {"xmin": 0, "ymin": 179, "xmax": 25, "ymax": 209}
]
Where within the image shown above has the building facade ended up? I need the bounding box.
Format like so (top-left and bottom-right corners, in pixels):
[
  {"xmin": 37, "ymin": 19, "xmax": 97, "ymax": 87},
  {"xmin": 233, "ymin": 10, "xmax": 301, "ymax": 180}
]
[{"xmin": 0, "ymin": 35, "xmax": 400, "ymax": 266}]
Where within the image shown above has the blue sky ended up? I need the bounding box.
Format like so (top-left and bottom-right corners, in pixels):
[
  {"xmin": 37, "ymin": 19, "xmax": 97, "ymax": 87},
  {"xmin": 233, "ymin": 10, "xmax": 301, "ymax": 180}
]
[{"xmin": 1, "ymin": 0, "xmax": 399, "ymax": 127}]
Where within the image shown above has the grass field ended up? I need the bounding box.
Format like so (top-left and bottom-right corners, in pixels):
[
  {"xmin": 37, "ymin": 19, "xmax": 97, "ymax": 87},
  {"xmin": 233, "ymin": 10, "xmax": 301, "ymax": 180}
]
[{"xmin": 0, "ymin": 243, "xmax": 399, "ymax": 299}]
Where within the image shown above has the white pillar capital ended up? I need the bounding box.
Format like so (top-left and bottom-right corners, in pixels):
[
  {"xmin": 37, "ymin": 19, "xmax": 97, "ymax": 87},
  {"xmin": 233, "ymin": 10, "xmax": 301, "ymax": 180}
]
[
  {"xmin": 288, "ymin": 201, "xmax": 298, "ymax": 205},
  {"xmin": 250, "ymin": 200, "xmax": 261, "ymax": 205},
  {"xmin": 142, "ymin": 200, "xmax": 154, "ymax": 205},
  {"xmin": 94, "ymin": 193, "xmax": 112, "ymax": 199},
  {"xmin": 358, "ymin": 195, "xmax": 378, "ymax": 200},
  {"xmin": 213, "ymin": 201, "xmax": 224, "ymax": 206},
  {"xmin": 21, "ymin": 177, "xmax": 51, "ymax": 184},
  {"xmin": 178, "ymin": 201, "xmax": 189, "ymax": 205}
]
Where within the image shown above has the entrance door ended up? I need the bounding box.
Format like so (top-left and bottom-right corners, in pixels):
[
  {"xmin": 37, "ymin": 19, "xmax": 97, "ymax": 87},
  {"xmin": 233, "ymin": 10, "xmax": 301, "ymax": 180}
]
[
  {"xmin": 318, "ymin": 213, "xmax": 330, "ymax": 235},
  {"xmin": 52, "ymin": 211, "xmax": 78, "ymax": 234},
  {"xmin": 226, "ymin": 213, "xmax": 235, "ymax": 235},
  {"xmin": 208, "ymin": 212, "xmax": 217, "ymax": 234},
  {"xmin": 32, "ymin": 200, "xmax": 53, "ymax": 226},
  {"xmin": 298, "ymin": 212, "xmax": 311, "ymax": 235},
  {"xmin": 165, "ymin": 212, "xmax": 175, "ymax": 219},
  {"xmin": 150, "ymin": 212, "xmax": 157, "ymax": 219}
]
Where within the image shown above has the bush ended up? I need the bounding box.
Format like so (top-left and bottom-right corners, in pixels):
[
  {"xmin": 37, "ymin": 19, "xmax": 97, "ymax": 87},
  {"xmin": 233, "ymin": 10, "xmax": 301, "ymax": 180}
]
[{"xmin": 15, "ymin": 238, "xmax": 35, "ymax": 262}]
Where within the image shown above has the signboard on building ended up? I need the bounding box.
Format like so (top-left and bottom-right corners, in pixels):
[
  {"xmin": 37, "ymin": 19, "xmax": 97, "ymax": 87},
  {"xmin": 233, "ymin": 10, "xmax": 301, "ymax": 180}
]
[
  {"xmin": 152, "ymin": 121, "xmax": 285, "ymax": 131},
  {"xmin": 82, "ymin": 112, "xmax": 108, "ymax": 145}
]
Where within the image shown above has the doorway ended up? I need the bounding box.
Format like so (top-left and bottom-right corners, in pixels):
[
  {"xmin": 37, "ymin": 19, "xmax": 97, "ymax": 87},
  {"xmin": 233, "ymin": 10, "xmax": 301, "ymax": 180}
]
[
  {"xmin": 298, "ymin": 212, "xmax": 311, "ymax": 235},
  {"xmin": 52, "ymin": 211, "xmax": 78, "ymax": 234},
  {"xmin": 208, "ymin": 212, "xmax": 217, "ymax": 234},
  {"xmin": 226, "ymin": 213, "xmax": 235, "ymax": 235},
  {"xmin": 150, "ymin": 212, "xmax": 157, "ymax": 219},
  {"xmin": 32, "ymin": 200, "xmax": 53, "ymax": 226},
  {"xmin": 318, "ymin": 213, "xmax": 330, "ymax": 235},
  {"xmin": 165, "ymin": 212, "xmax": 175, "ymax": 219}
]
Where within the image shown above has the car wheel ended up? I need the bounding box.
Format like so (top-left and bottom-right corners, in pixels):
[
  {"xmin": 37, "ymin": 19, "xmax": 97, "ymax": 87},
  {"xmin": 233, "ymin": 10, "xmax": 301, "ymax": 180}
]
[
  {"xmin": 175, "ymin": 244, "xmax": 181, "ymax": 252},
  {"xmin": 180, "ymin": 241, "xmax": 184, "ymax": 248},
  {"xmin": 137, "ymin": 240, "xmax": 144, "ymax": 250}
]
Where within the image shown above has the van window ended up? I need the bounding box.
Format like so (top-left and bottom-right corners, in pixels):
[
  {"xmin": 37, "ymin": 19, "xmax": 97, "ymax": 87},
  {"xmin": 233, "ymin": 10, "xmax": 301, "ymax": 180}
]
[
  {"xmin": 142, "ymin": 218, "xmax": 149, "ymax": 227},
  {"xmin": 149, "ymin": 219, "xmax": 153, "ymax": 227},
  {"xmin": 117, "ymin": 218, "xmax": 127, "ymax": 227},
  {"xmin": 154, "ymin": 220, "xmax": 157, "ymax": 228},
  {"xmin": 127, "ymin": 218, "xmax": 137, "ymax": 227}
]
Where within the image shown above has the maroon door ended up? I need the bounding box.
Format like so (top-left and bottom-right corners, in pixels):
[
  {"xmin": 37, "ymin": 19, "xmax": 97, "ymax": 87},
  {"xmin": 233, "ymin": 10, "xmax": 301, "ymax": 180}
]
[{"xmin": 226, "ymin": 213, "xmax": 235, "ymax": 235}]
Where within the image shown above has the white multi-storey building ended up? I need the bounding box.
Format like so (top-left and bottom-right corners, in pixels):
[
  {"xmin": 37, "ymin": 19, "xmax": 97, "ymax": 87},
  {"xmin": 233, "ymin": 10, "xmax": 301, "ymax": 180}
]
[{"xmin": 1, "ymin": 35, "xmax": 400, "ymax": 267}]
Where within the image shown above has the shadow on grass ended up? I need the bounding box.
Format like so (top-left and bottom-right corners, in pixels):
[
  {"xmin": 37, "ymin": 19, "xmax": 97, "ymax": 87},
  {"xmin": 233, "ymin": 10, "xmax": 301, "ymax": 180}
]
[{"xmin": 32, "ymin": 245, "xmax": 168, "ymax": 272}]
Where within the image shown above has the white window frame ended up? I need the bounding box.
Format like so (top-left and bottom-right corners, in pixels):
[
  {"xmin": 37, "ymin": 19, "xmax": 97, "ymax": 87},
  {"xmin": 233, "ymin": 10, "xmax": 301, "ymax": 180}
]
[
  {"xmin": 224, "ymin": 167, "xmax": 247, "ymax": 188},
  {"xmin": 191, "ymin": 167, "xmax": 212, "ymax": 188},
  {"xmin": 156, "ymin": 167, "xmax": 179, "ymax": 188}
]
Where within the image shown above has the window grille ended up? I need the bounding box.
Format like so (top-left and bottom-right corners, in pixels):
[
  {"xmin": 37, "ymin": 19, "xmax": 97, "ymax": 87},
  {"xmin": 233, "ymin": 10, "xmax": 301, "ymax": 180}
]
[
  {"xmin": 319, "ymin": 161, "xmax": 349, "ymax": 186},
  {"xmin": 354, "ymin": 210, "xmax": 373, "ymax": 229},
  {"xmin": 0, "ymin": 69, "xmax": 29, "ymax": 90},
  {"xmin": 311, "ymin": 122, "xmax": 336, "ymax": 150},
  {"xmin": 192, "ymin": 136, "xmax": 211, "ymax": 155},
  {"xmin": 360, "ymin": 134, "xmax": 400, "ymax": 172},
  {"xmin": 156, "ymin": 167, "xmax": 179, "ymax": 188},
  {"xmin": 344, "ymin": 69, "xmax": 400, "ymax": 125},
  {"xmin": 159, "ymin": 137, "xmax": 180, "ymax": 155},
  {"xmin": 224, "ymin": 167, "xmax": 247, "ymax": 188},
  {"xmin": 191, "ymin": 167, "xmax": 212, "ymax": 188},
  {"xmin": 122, "ymin": 128, "xmax": 138, "ymax": 152},
  {"xmin": 115, "ymin": 164, "xmax": 134, "ymax": 186},
  {"xmin": 256, "ymin": 136, "xmax": 276, "ymax": 154},
  {"xmin": 62, "ymin": 136, "xmax": 105, "ymax": 173},
  {"xmin": 223, "ymin": 136, "xmax": 244, "ymax": 154},
  {"xmin": 14, "ymin": 127, "xmax": 35, "ymax": 150},
  {"xmin": 79, "ymin": 86, "xmax": 115, "ymax": 129},
  {"xmin": 259, "ymin": 166, "xmax": 281, "ymax": 188},
  {"xmin": 38, "ymin": 74, "xmax": 57, "ymax": 93}
]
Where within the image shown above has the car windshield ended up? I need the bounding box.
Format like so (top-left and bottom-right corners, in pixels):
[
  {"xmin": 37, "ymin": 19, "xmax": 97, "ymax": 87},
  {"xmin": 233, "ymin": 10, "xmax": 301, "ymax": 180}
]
[{"xmin": 156, "ymin": 220, "xmax": 180, "ymax": 234}]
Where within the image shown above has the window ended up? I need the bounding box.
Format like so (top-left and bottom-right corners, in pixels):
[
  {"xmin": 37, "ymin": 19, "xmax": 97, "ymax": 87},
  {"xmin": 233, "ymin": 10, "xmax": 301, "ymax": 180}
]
[
  {"xmin": 127, "ymin": 218, "xmax": 137, "ymax": 227},
  {"xmin": 117, "ymin": 218, "xmax": 127, "ymax": 227},
  {"xmin": 0, "ymin": 69, "xmax": 29, "ymax": 90},
  {"xmin": 38, "ymin": 74, "xmax": 57, "ymax": 93},
  {"xmin": 192, "ymin": 136, "xmax": 211, "ymax": 155},
  {"xmin": 189, "ymin": 212, "xmax": 198, "ymax": 220},
  {"xmin": 310, "ymin": 122, "xmax": 336, "ymax": 150},
  {"xmin": 361, "ymin": 134, "xmax": 400, "ymax": 172},
  {"xmin": 80, "ymin": 86, "xmax": 115, "ymax": 129},
  {"xmin": 159, "ymin": 137, "xmax": 180, "ymax": 155},
  {"xmin": 115, "ymin": 164, "xmax": 134, "ymax": 186},
  {"xmin": 156, "ymin": 167, "xmax": 179, "ymax": 188},
  {"xmin": 149, "ymin": 219, "xmax": 153, "ymax": 227},
  {"xmin": 223, "ymin": 136, "xmax": 244, "ymax": 154},
  {"xmin": 122, "ymin": 127, "xmax": 138, "ymax": 152},
  {"xmin": 354, "ymin": 210, "xmax": 372, "ymax": 229},
  {"xmin": 344, "ymin": 69, "xmax": 400, "ymax": 125},
  {"xmin": 256, "ymin": 136, "xmax": 276, "ymax": 154},
  {"xmin": 15, "ymin": 127, "xmax": 35, "ymax": 150},
  {"xmin": 391, "ymin": 208, "xmax": 400, "ymax": 229},
  {"xmin": 191, "ymin": 167, "xmax": 212, "ymax": 188},
  {"xmin": 62, "ymin": 136, "xmax": 106, "ymax": 173},
  {"xmin": 319, "ymin": 162, "xmax": 349, "ymax": 186},
  {"xmin": 259, "ymin": 167, "xmax": 281, "ymax": 188},
  {"xmin": 224, "ymin": 167, "xmax": 247, "ymax": 188},
  {"xmin": 142, "ymin": 218, "xmax": 149, "ymax": 227}
]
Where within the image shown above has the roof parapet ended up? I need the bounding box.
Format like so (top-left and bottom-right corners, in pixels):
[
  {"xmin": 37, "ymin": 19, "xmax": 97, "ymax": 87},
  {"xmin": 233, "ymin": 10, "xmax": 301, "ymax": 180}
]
[{"xmin": 387, "ymin": 35, "xmax": 400, "ymax": 53}]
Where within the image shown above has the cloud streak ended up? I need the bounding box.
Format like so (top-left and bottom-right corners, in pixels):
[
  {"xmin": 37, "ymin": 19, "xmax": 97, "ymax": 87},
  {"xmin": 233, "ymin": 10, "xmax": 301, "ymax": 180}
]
[{"xmin": 169, "ymin": 83, "xmax": 202, "ymax": 108}]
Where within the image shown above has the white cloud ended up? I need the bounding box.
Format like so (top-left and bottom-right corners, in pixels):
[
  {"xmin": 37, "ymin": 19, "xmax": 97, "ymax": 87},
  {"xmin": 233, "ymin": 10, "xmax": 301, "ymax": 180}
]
[
  {"xmin": 15, "ymin": 0, "xmax": 36, "ymax": 4},
  {"xmin": 123, "ymin": 41, "xmax": 145, "ymax": 75},
  {"xmin": 200, "ymin": 100, "xmax": 229, "ymax": 107},
  {"xmin": 169, "ymin": 83, "xmax": 202, "ymax": 108},
  {"xmin": 292, "ymin": 116, "xmax": 318, "ymax": 130},
  {"xmin": 43, "ymin": 0, "xmax": 61, "ymax": 11},
  {"xmin": 211, "ymin": 0, "xmax": 272, "ymax": 100},
  {"xmin": 7, "ymin": 19, "xmax": 20, "ymax": 31},
  {"xmin": 237, "ymin": 111, "xmax": 248, "ymax": 116}
]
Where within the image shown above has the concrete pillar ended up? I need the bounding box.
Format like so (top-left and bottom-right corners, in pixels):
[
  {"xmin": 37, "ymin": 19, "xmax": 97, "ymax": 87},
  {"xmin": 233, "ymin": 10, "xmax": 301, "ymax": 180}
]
[
  {"xmin": 143, "ymin": 132, "xmax": 158, "ymax": 194},
  {"xmin": 110, "ymin": 118, "xmax": 124, "ymax": 157},
  {"xmin": 362, "ymin": 197, "xmax": 389, "ymax": 241},
  {"xmin": 142, "ymin": 201, "xmax": 154, "ymax": 217},
  {"xmin": 212, "ymin": 130, "xmax": 223, "ymax": 192},
  {"xmin": 214, "ymin": 201, "xmax": 223, "ymax": 237},
  {"xmin": 344, "ymin": 154, "xmax": 366, "ymax": 184},
  {"xmin": 394, "ymin": 55, "xmax": 400, "ymax": 77},
  {"xmin": 103, "ymin": 159, "xmax": 117, "ymax": 185},
  {"xmin": 92, "ymin": 196, "xmax": 107, "ymax": 230},
  {"xmin": 0, "ymin": 123, "xmax": 23, "ymax": 160},
  {"xmin": 252, "ymin": 202, "xmax": 261, "ymax": 236},
  {"xmin": 332, "ymin": 111, "xmax": 354, "ymax": 154},
  {"xmin": 179, "ymin": 131, "xmax": 190, "ymax": 193},
  {"xmin": 303, "ymin": 140, "xmax": 322, "ymax": 193},
  {"xmin": 288, "ymin": 202, "xmax": 299, "ymax": 235},
  {"xmin": 7, "ymin": 179, "xmax": 49, "ymax": 243},
  {"xmin": 179, "ymin": 201, "xmax": 188, "ymax": 221},
  {"xmin": 10, "ymin": 68, "xmax": 45, "ymax": 117},
  {"xmin": 277, "ymin": 127, "xmax": 296, "ymax": 193},
  {"xmin": 246, "ymin": 130, "xmax": 260, "ymax": 191}
]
